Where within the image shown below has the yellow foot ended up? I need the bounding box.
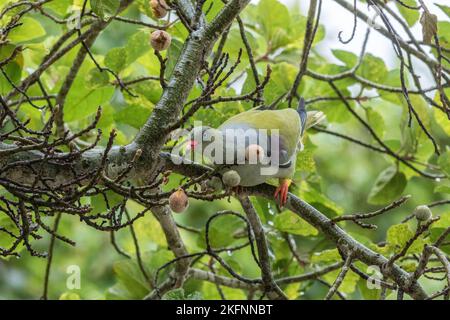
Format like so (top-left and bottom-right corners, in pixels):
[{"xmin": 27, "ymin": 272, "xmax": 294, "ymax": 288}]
[{"xmin": 274, "ymin": 178, "xmax": 292, "ymax": 207}]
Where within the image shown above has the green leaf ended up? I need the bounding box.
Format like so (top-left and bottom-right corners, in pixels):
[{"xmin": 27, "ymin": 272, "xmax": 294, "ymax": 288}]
[
  {"xmin": 396, "ymin": 0, "xmax": 420, "ymax": 27},
  {"xmin": 162, "ymin": 288, "xmax": 185, "ymax": 300},
  {"xmin": 106, "ymin": 282, "xmax": 134, "ymax": 300},
  {"xmin": 433, "ymin": 212, "xmax": 450, "ymax": 230},
  {"xmin": 242, "ymin": 62, "xmax": 297, "ymax": 108},
  {"xmin": 409, "ymin": 94, "xmax": 431, "ymax": 129},
  {"xmin": 0, "ymin": 44, "xmax": 22, "ymax": 68},
  {"xmin": 223, "ymin": 28, "xmax": 258, "ymax": 61},
  {"xmin": 144, "ymin": 249, "xmax": 175, "ymax": 275},
  {"xmin": 311, "ymin": 249, "xmax": 340, "ymax": 263},
  {"xmin": 438, "ymin": 150, "xmax": 450, "ymax": 177},
  {"xmin": 65, "ymin": 83, "xmax": 114, "ymax": 122},
  {"xmin": 162, "ymin": 288, "xmax": 203, "ymax": 300},
  {"xmin": 397, "ymin": 96, "xmax": 434, "ymax": 169},
  {"xmin": 365, "ymin": 107, "xmax": 385, "ymax": 139},
  {"xmin": 197, "ymin": 215, "xmax": 244, "ymax": 249},
  {"xmin": 323, "ymin": 269, "xmax": 359, "ymax": 295},
  {"xmin": 89, "ymin": 191, "xmax": 123, "ymax": 216},
  {"xmin": 86, "ymin": 68, "xmax": 110, "ymax": 88},
  {"xmin": 267, "ymin": 232, "xmax": 292, "ymax": 260},
  {"xmin": 436, "ymin": 4, "xmax": 450, "ymax": 18},
  {"xmin": 130, "ymin": 81, "xmax": 162, "ymax": 105},
  {"xmin": 385, "ymin": 223, "xmax": 428, "ymax": 255},
  {"xmin": 358, "ymin": 279, "xmax": 381, "ymax": 300},
  {"xmin": 131, "ymin": 201, "xmax": 167, "ymax": 247},
  {"xmin": 429, "ymin": 213, "xmax": 450, "ymax": 254},
  {"xmin": 0, "ymin": 215, "xmax": 21, "ymax": 254},
  {"xmin": 310, "ymin": 99, "xmax": 350, "ymax": 123},
  {"xmin": 400, "ymin": 261, "xmax": 418, "ymax": 272},
  {"xmin": 434, "ymin": 108, "xmax": 450, "ymax": 136},
  {"xmin": 357, "ymin": 53, "xmax": 388, "ymax": 83},
  {"xmin": 437, "ymin": 21, "xmax": 450, "ymax": 48},
  {"xmin": 434, "ymin": 183, "xmax": 450, "ymax": 194},
  {"xmin": 125, "ymin": 31, "xmax": 151, "ymax": 65},
  {"xmin": 274, "ymin": 211, "xmax": 318, "ymax": 236},
  {"xmin": 254, "ymin": 0, "xmax": 291, "ymax": 49},
  {"xmin": 17, "ymin": 104, "xmax": 43, "ymax": 130},
  {"xmin": 0, "ymin": 44, "xmax": 22, "ymax": 95},
  {"xmin": 386, "ymin": 223, "xmax": 412, "ymax": 249},
  {"xmin": 202, "ymin": 282, "xmax": 246, "ymax": 299},
  {"xmin": 254, "ymin": 196, "xmax": 275, "ymax": 224},
  {"xmin": 332, "ymin": 49, "xmax": 358, "ymax": 68},
  {"xmin": 107, "ymin": 249, "xmax": 173, "ymax": 299},
  {"xmin": 43, "ymin": 0, "xmax": 71, "ymax": 16},
  {"xmin": 114, "ymin": 104, "xmax": 152, "ymax": 129},
  {"xmin": 90, "ymin": 0, "xmax": 120, "ymax": 20},
  {"xmin": 112, "ymin": 259, "xmax": 149, "ymax": 299},
  {"xmin": 368, "ymin": 166, "xmax": 407, "ymax": 205},
  {"xmin": 105, "ymin": 47, "xmax": 127, "ymax": 73},
  {"xmin": 8, "ymin": 17, "xmax": 46, "ymax": 43},
  {"xmin": 294, "ymin": 137, "xmax": 317, "ymax": 174},
  {"xmin": 204, "ymin": 0, "xmax": 225, "ymax": 22},
  {"xmin": 299, "ymin": 182, "xmax": 344, "ymax": 217},
  {"xmin": 186, "ymin": 291, "xmax": 203, "ymax": 300}
]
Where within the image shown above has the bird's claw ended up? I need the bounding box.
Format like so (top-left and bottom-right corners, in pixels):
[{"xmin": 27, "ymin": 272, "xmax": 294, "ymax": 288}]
[{"xmin": 274, "ymin": 179, "xmax": 291, "ymax": 207}]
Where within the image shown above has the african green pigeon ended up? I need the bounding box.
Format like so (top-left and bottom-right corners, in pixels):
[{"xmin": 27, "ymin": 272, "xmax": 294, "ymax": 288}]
[{"xmin": 186, "ymin": 98, "xmax": 325, "ymax": 206}]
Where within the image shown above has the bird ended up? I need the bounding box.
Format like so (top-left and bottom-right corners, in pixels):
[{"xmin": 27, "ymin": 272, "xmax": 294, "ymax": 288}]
[{"xmin": 184, "ymin": 98, "xmax": 325, "ymax": 206}]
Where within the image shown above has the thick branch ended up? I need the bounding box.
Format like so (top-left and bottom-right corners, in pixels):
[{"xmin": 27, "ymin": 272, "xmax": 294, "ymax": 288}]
[
  {"xmin": 0, "ymin": 149, "xmax": 429, "ymax": 300},
  {"xmin": 135, "ymin": 0, "xmax": 251, "ymax": 171}
]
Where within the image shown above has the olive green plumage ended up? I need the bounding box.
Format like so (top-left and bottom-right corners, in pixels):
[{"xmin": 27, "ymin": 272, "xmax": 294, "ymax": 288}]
[
  {"xmin": 219, "ymin": 108, "xmax": 302, "ymax": 157},
  {"xmin": 187, "ymin": 100, "xmax": 325, "ymax": 187}
]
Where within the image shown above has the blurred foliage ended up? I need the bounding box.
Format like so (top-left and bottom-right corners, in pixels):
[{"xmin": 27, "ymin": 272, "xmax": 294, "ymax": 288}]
[{"xmin": 0, "ymin": 0, "xmax": 449, "ymax": 300}]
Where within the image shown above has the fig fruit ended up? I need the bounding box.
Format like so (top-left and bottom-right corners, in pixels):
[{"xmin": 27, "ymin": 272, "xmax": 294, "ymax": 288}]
[
  {"xmin": 150, "ymin": 0, "xmax": 169, "ymax": 19},
  {"xmin": 169, "ymin": 188, "xmax": 189, "ymax": 213},
  {"xmin": 414, "ymin": 205, "xmax": 432, "ymax": 221},
  {"xmin": 150, "ymin": 30, "xmax": 171, "ymax": 51},
  {"xmin": 222, "ymin": 170, "xmax": 241, "ymax": 187}
]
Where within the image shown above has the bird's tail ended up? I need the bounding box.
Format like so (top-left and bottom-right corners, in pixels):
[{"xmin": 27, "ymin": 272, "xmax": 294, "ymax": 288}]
[
  {"xmin": 305, "ymin": 110, "xmax": 326, "ymax": 130},
  {"xmin": 297, "ymin": 97, "xmax": 326, "ymax": 135}
]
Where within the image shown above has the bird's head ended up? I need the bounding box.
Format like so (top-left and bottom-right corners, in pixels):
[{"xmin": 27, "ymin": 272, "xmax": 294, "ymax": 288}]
[{"xmin": 185, "ymin": 126, "xmax": 219, "ymax": 154}]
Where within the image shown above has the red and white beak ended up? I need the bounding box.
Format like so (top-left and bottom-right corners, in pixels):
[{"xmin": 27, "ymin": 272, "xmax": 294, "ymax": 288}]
[{"xmin": 185, "ymin": 140, "xmax": 198, "ymax": 152}]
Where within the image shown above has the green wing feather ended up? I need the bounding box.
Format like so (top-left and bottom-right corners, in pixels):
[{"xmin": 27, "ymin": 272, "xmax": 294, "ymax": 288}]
[{"xmin": 219, "ymin": 108, "xmax": 301, "ymax": 156}]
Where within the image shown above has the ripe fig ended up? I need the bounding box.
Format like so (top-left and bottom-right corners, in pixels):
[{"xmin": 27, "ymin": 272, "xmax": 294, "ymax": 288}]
[
  {"xmin": 150, "ymin": 30, "xmax": 171, "ymax": 51},
  {"xmin": 169, "ymin": 188, "xmax": 189, "ymax": 213},
  {"xmin": 150, "ymin": 0, "xmax": 169, "ymax": 19}
]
